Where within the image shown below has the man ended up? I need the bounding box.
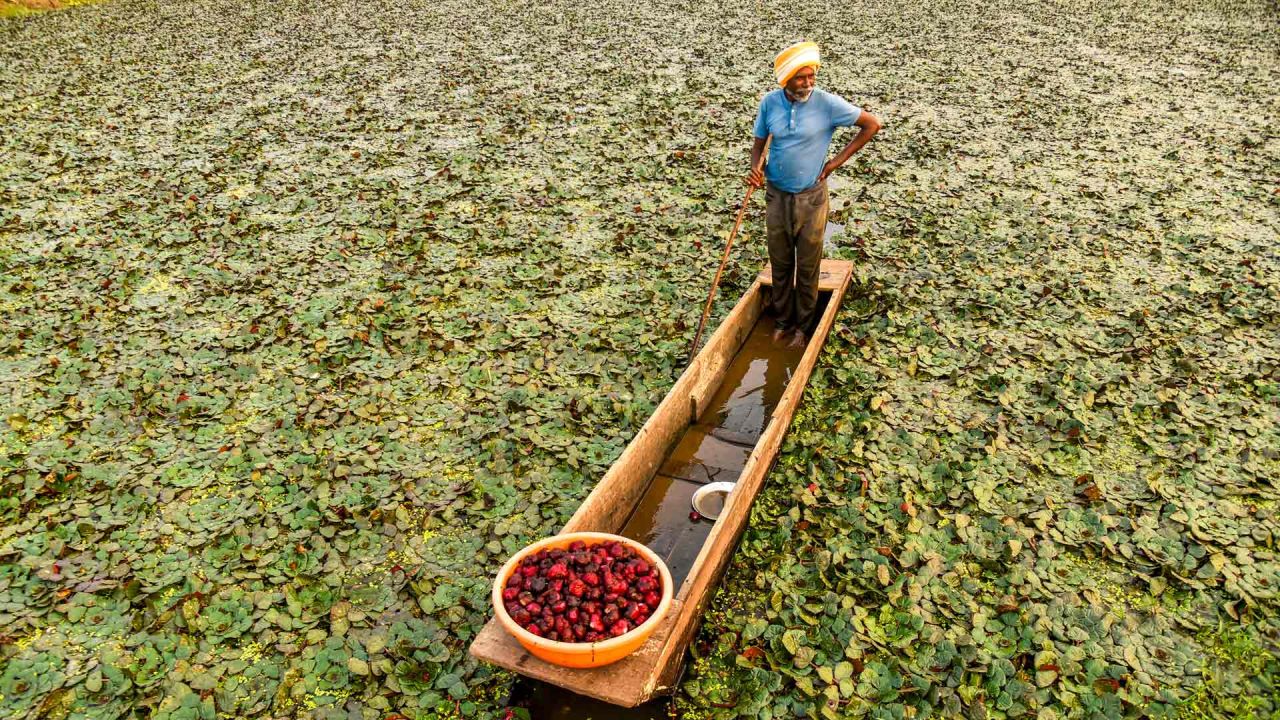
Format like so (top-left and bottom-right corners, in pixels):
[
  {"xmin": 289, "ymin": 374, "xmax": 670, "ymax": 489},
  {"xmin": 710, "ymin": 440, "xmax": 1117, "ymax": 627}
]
[{"xmin": 747, "ymin": 41, "xmax": 881, "ymax": 348}]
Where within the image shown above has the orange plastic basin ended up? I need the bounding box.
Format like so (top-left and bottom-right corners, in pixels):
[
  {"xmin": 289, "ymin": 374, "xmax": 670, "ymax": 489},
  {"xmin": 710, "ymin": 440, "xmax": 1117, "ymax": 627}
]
[{"xmin": 492, "ymin": 531, "xmax": 674, "ymax": 669}]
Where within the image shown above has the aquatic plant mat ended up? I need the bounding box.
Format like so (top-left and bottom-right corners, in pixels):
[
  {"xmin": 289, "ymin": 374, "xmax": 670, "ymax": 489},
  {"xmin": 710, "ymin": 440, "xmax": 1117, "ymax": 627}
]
[{"xmin": 1, "ymin": 0, "xmax": 1276, "ymax": 717}]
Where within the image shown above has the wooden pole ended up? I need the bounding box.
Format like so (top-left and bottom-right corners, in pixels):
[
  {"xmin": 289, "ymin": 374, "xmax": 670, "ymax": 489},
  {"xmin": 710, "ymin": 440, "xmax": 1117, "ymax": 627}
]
[{"xmin": 687, "ymin": 137, "xmax": 770, "ymax": 364}]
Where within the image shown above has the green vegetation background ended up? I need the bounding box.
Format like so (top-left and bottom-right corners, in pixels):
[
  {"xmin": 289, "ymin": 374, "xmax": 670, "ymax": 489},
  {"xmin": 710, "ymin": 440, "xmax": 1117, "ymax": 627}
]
[{"xmin": 1, "ymin": 0, "xmax": 1277, "ymax": 717}]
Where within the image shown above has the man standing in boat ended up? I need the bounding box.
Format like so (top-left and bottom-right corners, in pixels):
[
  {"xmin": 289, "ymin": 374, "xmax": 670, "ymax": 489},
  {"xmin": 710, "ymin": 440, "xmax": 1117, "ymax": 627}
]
[{"xmin": 747, "ymin": 41, "xmax": 881, "ymax": 348}]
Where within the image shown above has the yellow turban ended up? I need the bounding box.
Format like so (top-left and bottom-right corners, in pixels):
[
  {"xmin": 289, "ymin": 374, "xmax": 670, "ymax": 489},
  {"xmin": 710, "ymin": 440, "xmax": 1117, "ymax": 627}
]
[{"xmin": 774, "ymin": 41, "xmax": 820, "ymax": 87}]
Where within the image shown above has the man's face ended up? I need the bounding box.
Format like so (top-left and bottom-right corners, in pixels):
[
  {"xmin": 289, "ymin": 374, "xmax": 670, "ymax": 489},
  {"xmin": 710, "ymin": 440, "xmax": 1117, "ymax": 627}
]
[{"xmin": 785, "ymin": 66, "xmax": 817, "ymax": 101}]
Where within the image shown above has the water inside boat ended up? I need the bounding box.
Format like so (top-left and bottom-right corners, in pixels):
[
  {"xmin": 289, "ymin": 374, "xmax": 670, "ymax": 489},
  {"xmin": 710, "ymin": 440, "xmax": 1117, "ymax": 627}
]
[{"xmin": 618, "ymin": 313, "xmax": 806, "ymax": 587}]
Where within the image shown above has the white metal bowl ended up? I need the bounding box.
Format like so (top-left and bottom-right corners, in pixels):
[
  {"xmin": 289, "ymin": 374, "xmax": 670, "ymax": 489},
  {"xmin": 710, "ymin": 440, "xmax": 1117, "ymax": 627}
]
[{"xmin": 691, "ymin": 481, "xmax": 737, "ymax": 520}]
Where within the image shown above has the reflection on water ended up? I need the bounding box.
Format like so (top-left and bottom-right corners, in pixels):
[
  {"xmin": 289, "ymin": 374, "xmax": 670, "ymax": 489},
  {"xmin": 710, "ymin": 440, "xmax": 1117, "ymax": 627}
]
[
  {"xmin": 658, "ymin": 427, "xmax": 751, "ymax": 486},
  {"xmin": 698, "ymin": 314, "xmax": 801, "ymax": 442},
  {"xmin": 823, "ymin": 221, "xmax": 844, "ymax": 252}
]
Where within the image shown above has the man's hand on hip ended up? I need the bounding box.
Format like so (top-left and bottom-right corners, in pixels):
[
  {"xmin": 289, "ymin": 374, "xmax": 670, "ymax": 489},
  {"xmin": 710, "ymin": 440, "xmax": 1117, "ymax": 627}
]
[{"xmin": 820, "ymin": 111, "xmax": 882, "ymax": 184}]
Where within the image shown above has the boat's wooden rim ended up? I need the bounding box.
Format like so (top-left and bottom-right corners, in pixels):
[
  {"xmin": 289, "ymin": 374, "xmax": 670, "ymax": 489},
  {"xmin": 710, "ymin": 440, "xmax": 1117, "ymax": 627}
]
[{"xmin": 469, "ymin": 259, "xmax": 854, "ymax": 707}]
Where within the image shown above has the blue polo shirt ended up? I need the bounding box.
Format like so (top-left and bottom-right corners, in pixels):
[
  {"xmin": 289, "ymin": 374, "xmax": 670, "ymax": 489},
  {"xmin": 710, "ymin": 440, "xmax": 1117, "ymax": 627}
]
[{"xmin": 752, "ymin": 88, "xmax": 862, "ymax": 193}]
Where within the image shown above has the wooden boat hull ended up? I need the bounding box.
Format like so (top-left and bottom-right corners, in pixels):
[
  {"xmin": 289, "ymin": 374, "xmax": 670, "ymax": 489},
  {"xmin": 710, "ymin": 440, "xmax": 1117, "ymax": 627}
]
[{"xmin": 469, "ymin": 259, "xmax": 854, "ymax": 707}]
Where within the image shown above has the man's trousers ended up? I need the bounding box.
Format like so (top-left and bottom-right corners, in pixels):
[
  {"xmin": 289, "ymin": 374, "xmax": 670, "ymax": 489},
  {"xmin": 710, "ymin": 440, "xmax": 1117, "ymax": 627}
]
[{"xmin": 764, "ymin": 179, "xmax": 828, "ymax": 332}]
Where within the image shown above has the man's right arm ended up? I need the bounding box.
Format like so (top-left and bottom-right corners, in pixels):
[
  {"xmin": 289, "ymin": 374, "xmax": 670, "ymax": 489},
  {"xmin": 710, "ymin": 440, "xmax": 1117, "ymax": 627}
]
[
  {"xmin": 746, "ymin": 96, "xmax": 770, "ymax": 187},
  {"xmin": 747, "ymin": 135, "xmax": 768, "ymax": 187}
]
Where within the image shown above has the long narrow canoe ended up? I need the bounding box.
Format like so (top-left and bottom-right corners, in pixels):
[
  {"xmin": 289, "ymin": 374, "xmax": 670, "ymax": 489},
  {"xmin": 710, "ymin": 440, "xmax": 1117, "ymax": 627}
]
[{"xmin": 469, "ymin": 259, "xmax": 854, "ymax": 707}]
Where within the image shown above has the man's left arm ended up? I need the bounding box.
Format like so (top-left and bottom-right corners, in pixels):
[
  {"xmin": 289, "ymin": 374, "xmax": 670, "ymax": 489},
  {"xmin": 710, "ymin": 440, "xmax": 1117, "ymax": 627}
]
[{"xmin": 820, "ymin": 110, "xmax": 882, "ymax": 182}]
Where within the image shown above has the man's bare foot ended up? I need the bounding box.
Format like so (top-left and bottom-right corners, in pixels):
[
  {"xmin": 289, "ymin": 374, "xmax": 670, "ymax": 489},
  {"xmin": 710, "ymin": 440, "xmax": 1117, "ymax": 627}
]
[
  {"xmin": 786, "ymin": 330, "xmax": 808, "ymax": 350},
  {"xmin": 771, "ymin": 326, "xmax": 790, "ymax": 343}
]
